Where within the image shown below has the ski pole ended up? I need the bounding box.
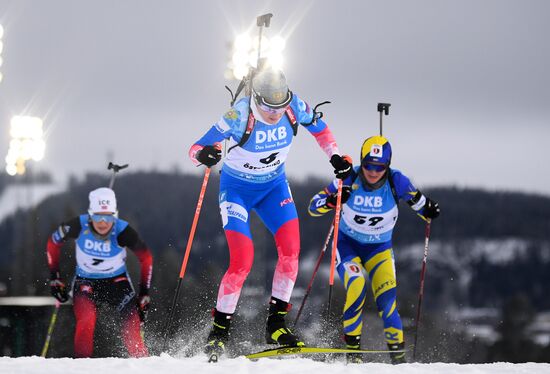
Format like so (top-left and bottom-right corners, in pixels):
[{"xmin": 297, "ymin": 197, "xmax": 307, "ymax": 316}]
[
  {"xmin": 40, "ymin": 300, "xmax": 60, "ymax": 357},
  {"xmin": 161, "ymin": 148, "xmax": 219, "ymax": 352},
  {"xmin": 108, "ymin": 162, "xmax": 129, "ymax": 189},
  {"xmin": 327, "ymin": 180, "xmax": 343, "ymax": 316},
  {"xmin": 413, "ymin": 218, "xmax": 432, "ymax": 361},
  {"xmin": 293, "ymin": 220, "xmax": 334, "ymax": 328}
]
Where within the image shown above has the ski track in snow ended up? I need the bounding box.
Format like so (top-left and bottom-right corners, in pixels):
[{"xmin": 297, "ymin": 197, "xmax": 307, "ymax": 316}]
[{"xmin": 0, "ymin": 356, "xmax": 549, "ymax": 374}]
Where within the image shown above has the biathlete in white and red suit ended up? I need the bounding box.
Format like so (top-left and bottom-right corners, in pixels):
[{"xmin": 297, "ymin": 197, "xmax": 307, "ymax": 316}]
[
  {"xmin": 46, "ymin": 187, "xmax": 153, "ymax": 358},
  {"xmin": 189, "ymin": 68, "xmax": 353, "ymax": 356}
]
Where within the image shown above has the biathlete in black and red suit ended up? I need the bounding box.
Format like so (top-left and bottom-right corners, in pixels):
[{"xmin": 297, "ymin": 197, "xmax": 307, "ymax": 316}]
[{"xmin": 46, "ymin": 187, "xmax": 153, "ymax": 358}]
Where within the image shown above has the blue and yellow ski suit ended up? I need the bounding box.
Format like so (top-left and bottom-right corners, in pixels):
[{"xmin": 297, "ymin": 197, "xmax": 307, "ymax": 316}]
[{"xmin": 309, "ymin": 167, "xmax": 431, "ymax": 346}]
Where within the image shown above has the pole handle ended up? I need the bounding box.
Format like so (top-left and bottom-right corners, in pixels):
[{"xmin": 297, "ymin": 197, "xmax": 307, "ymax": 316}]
[
  {"xmin": 377, "ymin": 103, "xmax": 391, "ymax": 115},
  {"xmin": 107, "ymin": 162, "xmax": 129, "ymax": 189},
  {"xmin": 256, "ymin": 13, "xmax": 273, "ymax": 27}
]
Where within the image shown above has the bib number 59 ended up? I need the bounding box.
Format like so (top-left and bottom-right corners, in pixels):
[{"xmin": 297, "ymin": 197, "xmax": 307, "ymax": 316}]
[{"xmin": 354, "ymin": 215, "xmax": 383, "ymax": 226}]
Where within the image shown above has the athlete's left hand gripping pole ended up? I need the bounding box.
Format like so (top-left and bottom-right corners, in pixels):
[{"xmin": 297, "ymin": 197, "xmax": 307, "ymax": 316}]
[
  {"xmin": 413, "ymin": 218, "xmax": 432, "ymax": 361},
  {"xmin": 108, "ymin": 162, "xmax": 129, "ymax": 189},
  {"xmin": 40, "ymin": 300, "xmax": 60, "ymax": 357},
  {"xmin": 161, "ymin": 143, "xmax": 221, "ymax": 353},
  {"xmin": 327, "ymin": 180, "xmax": 344, "ymax": 317}
]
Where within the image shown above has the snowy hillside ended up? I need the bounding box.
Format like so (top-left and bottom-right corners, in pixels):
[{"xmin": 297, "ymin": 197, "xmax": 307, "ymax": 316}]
[{"xmin": 0, "ymin": 356, "xmax": 549, "ymax": 374}]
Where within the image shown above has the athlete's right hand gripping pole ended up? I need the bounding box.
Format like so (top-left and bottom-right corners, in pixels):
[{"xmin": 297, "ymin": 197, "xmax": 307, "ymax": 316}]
[
  {"xmin": 293, "ymin": 220, "xmax": 334, "ymax": 328},
  {"xmin": 327, "ymin": 180, "xmax": 344, "ymax": 317},
  {"xmin": 377, "ymin": 103, "xmax": 391, "ymax": 136},
  {"xmin": 161, "ymin": 144, "xmax": 221, "ymax": 353},
  {"xmin": 413, "ymin": 218, "xmax": 432, "ymax": 361}
]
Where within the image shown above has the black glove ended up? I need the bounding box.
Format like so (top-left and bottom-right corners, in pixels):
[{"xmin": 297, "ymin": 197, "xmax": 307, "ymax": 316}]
[
  {"xmin": 423, "ymin": 198, "xmax": 440, "ymax": 219},
  {"xmin": 326, "ymin": 186, "xmax": 352, "ymax": 208},
  {"xmin": 137, "ymin": 292, "xmax": 151, "ymax": 323},
  {"xmin": 330, "ymin": 154, "xmax": 353, "ymax": 179},
  {"xmin": 197, "ymin": 145, "xmax": 222, "ymax": 167},
  {"xmin": 49, "ymin": 273, "xmax": 69, "ymax": 303}
]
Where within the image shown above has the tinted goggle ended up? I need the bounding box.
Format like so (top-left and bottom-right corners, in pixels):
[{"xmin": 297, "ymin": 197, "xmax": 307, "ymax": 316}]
[
  {"xmin": 253, "ymin": 89, "xmax": 293, "ymax": 112},
  {"xmin": 362, "ymin": 162, "xmax": 387, "ymax": 172},
  {"xmin": 90, "ymin": 214, "xmax": 116, "ymax": 223}
]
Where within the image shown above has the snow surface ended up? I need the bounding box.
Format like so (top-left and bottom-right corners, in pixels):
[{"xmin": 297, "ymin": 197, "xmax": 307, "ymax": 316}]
[{"xmin": 0, "ymin": 356, "xmax": 549, "ymax": 374}]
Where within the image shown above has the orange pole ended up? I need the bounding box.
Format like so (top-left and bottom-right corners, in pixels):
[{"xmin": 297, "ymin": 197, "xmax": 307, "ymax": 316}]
[{"xmin": 178, "ymin": 167, "xmax": 211, "ymax": 279}]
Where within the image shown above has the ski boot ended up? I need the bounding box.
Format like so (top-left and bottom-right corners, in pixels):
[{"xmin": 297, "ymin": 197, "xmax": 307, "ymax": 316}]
[
  {"xmin": 388, "ymin": 342, "xmax": 406, "ymax": 364},
  {"xmin": 344, "ymin": 334, "xmax": 364, "ymax": 364},
  {"xmin": 265, "ymin": 297, "xmax": 305, "ymax": 347},
  {"xmin": 204, "ymin": 309, "xmax": 232, "ymax": 363}
]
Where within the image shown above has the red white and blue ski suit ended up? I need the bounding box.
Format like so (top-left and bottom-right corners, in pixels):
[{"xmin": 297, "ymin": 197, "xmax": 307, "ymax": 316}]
[
  {"xmin": 189, "ymin": 94, "xmax": 340, "ymax": 313},
  {"xmin": 46, "ymin": 215, "xmax": 152, "ymax": 357}
]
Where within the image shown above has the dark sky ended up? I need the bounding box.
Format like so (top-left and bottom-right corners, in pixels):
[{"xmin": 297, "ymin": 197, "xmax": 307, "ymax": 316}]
[{"xmin": 0, "ymin": 0, "xmax": 549, "ymax": 195}]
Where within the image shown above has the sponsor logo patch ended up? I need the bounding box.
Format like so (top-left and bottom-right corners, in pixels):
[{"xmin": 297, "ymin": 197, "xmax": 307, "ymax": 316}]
[
  {"xmin": 84, "ymin": 239, "xmax": 111, "ymax": 253},
  {"xmin": 344, "ymin": 262, "xmax": 362, "ymax": 275},
  {"xmin": 225, "ymin": 203, "xmax": 248, "ymax": 223},
  {"xmin": 256, "ymin": 127, "xmax": 288, "ymax": 144},
  {"xmin": 280, "ymin": 197, "xmax": 294, "ymax": 207}
]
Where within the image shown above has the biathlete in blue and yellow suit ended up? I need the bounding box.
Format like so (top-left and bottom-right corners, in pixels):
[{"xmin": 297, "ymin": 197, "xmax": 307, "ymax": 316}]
[
  {"xmin": 308, "ymin": 135, "xmax": 440, "ymax": 364},
  {"xmin": 188, "ymin": 68, "xmax": 353, "ymax": 358}
]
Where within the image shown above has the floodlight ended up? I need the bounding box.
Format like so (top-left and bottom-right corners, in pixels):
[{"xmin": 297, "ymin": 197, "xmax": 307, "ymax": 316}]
[
  {"xmin": 5, "ymin": 116, "xmax": 46, "ymax": 175},
  {"xmin": 234, "ymin": 34, "xmax": 251, "ymax": 52},
  {"xmin": 233, "ymin": 65, "xmax": 249, "ymax": 80},
  {"xmin": 6, "ymin": 164, "xmax": 16, "ymax": 176},
  {"xmin": 270, "ymin": 36, "xmax": 286, "ymax": 52}
]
